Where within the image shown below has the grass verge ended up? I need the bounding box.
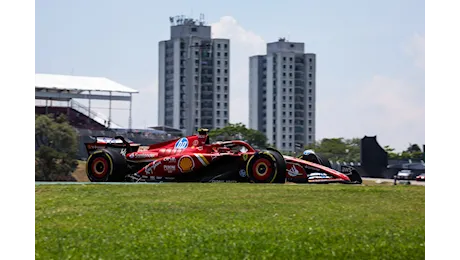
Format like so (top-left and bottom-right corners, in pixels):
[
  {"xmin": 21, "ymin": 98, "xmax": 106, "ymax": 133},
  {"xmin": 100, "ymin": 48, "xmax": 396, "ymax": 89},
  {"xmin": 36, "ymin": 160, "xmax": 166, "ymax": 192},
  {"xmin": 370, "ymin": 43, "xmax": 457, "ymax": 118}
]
[{"xmin": 35, "ymin": 183, "xmax": 425, "ymax": 259}]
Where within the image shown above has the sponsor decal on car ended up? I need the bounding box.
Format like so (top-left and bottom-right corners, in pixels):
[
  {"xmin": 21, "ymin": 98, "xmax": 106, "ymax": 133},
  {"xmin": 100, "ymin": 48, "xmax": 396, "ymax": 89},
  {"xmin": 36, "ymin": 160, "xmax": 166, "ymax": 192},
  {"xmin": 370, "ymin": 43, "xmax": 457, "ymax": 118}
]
[
  {"xmin": 174, "ymin": 137, "xmax": 189, "ymax": 149},
  {"xmin": 178, "ymin": 155, "xmax": 195, "ymax": 173},
  {"xmin": 163, "ymin": 165, "xmax": 176, "ymax": 173},
  {"xmin": 287, "ymin": 164, "xmax": 306, "ymax": 177},
  {"xmin": 341, "ymin": 166, "xmax": 353, "ymax": 174},
  {"xmin": 242, "ymin": 154, "xmax": 249, "ymax": 161},
  {"xmin": 145, "ymin": 160, "xmax": 161, "ymax": 175},
  {"xmin": 239, "ymin": 169, "xmax": 247, "ymax": 177},
  {"xmin": 192, "ymin": 140, "xmax": 199, "ymax": 146},
  {"xmin": 129, "ymin": 153, "xmax": 156, "ymax": 159},
  {"xmin": 150, "ymin": 176, "xmax": 176, "ymax": 181},
  {"xmin": 86, "ymin": 144, "xmax": 104, "ymax": 150},
  {"xmin": 120, "ymin": 148, "xmax": 127, "ymax": 156},
  {"xmin": 163, "ymin": 157, "xmax": 176, "ymax": 163}
]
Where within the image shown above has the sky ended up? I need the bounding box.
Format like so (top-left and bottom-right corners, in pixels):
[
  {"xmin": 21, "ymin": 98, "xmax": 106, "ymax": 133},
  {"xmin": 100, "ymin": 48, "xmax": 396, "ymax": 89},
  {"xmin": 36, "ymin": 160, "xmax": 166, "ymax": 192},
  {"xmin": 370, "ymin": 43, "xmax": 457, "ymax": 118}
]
[{"xmin": 35, "ymin": 0, "xmax": 425, "ymax": 152}]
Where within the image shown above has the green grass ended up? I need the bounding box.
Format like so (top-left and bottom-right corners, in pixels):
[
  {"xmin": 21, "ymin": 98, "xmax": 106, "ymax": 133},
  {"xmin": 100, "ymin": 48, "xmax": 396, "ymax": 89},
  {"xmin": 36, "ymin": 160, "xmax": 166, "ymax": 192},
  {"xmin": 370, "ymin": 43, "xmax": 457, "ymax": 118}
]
[{"xmin": 35, "ymin": 184, "xmax": 425, "ymax": 260}]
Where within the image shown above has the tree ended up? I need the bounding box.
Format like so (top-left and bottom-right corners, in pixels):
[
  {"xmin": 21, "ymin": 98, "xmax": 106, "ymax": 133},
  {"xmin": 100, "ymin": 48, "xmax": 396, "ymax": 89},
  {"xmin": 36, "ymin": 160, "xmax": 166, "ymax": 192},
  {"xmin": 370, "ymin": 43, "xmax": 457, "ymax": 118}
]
[
  {"xmin": 403, "ymin": 143, "xmax": 424, "ymax": 161},
  {"xmin": 303, "ymin": 138, "xmax": 360, "ymax": 162},
  {"xmin": 382, "ymin": 143, "xmax": 425, "ymax": 161},
  {"xmin": 208, "ymin": 123, "xmax": 268, "ymax": 148},
  {"xmin": 35, "ymin": 114, "xmax": 79, "ymax": 181},
  {"xmin": 384, "ymin": 145, "xmax": 401, "ymax": 160},
  {"xmin": 406, "ymin": 143, "xmax": 422, "ymax": 153}
]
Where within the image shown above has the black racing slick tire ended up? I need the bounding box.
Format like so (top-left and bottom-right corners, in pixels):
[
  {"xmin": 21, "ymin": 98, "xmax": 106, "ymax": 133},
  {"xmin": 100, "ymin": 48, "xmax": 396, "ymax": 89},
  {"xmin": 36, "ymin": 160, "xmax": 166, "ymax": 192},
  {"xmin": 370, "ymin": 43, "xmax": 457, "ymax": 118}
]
[
  {"xmin": 246, "ymin": 150, "xmax": 286, "ymax": 183},
  {"xmin": 86, "ymin": 149, "xmax": 127, "ymax": 182},
  {"xmin": 300, "ymin": 152, "xmax": 332, "ymax": 168}
]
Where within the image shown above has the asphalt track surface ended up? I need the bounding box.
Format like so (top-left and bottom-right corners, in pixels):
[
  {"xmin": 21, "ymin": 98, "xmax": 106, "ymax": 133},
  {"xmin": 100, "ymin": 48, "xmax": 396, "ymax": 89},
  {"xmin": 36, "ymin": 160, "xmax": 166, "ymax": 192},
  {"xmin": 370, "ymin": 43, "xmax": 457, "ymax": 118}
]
[
  {"xmin": 362, "ymin": 177, "xmax": 425, "ymax": 186},
  {"xmin": 35, "ymin": 178, "xmax": 425, "ymax": 186}
]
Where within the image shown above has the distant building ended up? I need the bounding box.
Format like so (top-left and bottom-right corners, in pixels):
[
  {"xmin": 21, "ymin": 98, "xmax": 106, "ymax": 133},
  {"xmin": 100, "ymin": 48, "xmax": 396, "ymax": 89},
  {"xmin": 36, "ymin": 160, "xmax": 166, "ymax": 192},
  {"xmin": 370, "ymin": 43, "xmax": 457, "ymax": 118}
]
[
  {"xmin": 248, "ymin": 38, "xmax": 316, "ymax": 152},
  {"xmin": 158, "ymin": 14, "xmax": 230, "ymax": 135}
]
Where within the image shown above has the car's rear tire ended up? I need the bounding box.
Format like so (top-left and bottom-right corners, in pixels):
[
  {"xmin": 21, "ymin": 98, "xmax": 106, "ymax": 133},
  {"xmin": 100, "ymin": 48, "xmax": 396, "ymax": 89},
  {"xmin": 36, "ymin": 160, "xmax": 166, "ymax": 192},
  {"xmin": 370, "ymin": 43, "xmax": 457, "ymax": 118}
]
[
  {"xmin": 86, "ymin": 149, "xmax": 127, "ymax": 182},
  {"xmin": 246, "ymin": 150, "xmax": 286, "ymax": 183}
]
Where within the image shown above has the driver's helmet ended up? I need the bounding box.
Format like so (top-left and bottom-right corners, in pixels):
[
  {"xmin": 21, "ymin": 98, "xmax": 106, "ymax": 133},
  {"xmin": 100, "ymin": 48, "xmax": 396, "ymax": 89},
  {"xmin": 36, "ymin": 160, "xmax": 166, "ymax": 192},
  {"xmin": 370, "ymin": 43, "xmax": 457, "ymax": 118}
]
[
  {"xmin": 196, "ymin": 128, "xmax": 210, "ymax": 146},
  {"xmin": 303, "ymin": 149, "xmax": 315, "ymax": 155}
]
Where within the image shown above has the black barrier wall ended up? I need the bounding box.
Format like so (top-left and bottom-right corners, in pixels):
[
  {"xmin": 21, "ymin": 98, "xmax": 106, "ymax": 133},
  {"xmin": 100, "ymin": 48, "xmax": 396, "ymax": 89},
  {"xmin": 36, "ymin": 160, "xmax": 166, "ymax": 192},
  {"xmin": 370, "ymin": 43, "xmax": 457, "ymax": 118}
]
[{"xmin": 360, "ymin": 136, "xmax": 389, "ymax": 178}]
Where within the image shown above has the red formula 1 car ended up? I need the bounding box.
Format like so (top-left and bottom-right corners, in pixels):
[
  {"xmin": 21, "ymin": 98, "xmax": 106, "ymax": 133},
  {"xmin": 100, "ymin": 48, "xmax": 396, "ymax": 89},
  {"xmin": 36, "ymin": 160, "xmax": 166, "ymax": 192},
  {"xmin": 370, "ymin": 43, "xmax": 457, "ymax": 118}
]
[{"xmin": 85, "ymin": 129, "xmax": 362, "ymax": 184}]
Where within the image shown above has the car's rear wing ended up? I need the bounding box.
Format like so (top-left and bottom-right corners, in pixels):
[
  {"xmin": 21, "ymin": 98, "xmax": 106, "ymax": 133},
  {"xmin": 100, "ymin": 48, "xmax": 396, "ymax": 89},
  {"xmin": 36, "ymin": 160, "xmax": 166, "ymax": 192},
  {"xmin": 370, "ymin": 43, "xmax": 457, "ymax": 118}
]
[{"xmin": 84, "ymin": 136, "xmax": 141, "ymax": 156}]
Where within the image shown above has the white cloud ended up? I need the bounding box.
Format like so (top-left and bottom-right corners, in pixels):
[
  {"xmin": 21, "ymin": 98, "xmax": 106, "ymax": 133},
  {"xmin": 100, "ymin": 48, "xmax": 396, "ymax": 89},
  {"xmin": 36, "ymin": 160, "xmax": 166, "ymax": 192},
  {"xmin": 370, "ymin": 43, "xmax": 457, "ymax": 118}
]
[
  {"xmin": 211, "ymin": 16, "xmax": 266, "ymax": 126},
  {"xmin": 317, "ymin": 75, "xmax": 425, "ymax": 152},
  {"xmin": 405, "ymin": 33, "xmax": 425, "ymax": 70},
  {"xmin": 405, "ymin": 33, "xmax": 433, "ymax": 143},
  {"xmin": 317, "ymin": 33, "xmax": 425, "ymax": 152}
]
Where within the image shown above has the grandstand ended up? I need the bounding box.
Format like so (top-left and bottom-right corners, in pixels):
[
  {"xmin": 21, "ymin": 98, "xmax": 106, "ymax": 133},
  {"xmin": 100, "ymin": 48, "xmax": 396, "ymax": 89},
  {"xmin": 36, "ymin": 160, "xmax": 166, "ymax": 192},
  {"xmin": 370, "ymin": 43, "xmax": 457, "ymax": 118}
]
[
  {"xmin": 35, "ymin": 73, "xmax": 176, "ymax": 159},
  {"xmin": 35, "ymin": 73, "xmax": 138, "ymax": 129}
]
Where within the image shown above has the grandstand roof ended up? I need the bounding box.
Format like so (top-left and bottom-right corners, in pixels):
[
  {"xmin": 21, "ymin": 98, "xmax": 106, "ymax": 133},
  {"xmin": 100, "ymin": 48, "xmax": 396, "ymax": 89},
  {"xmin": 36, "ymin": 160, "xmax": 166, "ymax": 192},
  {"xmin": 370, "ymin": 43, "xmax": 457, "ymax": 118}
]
[
  {"xmin": 149, "ymin": 126, "xmax": 183, "ymax": 133},
  {"xmin": 35, "ymin": 73, "xmax": 139, "ymax": 94}
]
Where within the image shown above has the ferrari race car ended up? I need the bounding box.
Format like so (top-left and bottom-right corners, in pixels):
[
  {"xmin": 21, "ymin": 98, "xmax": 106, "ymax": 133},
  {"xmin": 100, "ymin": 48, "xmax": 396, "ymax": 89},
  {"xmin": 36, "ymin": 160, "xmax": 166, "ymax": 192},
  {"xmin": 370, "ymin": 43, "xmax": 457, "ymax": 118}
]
[{"xmin": 85, "ymin": 129, "xmax": 362, "ymax": 184}]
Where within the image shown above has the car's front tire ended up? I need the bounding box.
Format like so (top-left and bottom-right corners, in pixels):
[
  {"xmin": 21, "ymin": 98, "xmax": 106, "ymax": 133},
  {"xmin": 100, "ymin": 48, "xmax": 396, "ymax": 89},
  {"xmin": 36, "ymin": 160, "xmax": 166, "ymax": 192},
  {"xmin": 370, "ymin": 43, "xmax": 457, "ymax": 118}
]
[{"xmin": 246, "ymin": 150, "xmax": 286, "ymax": 183}]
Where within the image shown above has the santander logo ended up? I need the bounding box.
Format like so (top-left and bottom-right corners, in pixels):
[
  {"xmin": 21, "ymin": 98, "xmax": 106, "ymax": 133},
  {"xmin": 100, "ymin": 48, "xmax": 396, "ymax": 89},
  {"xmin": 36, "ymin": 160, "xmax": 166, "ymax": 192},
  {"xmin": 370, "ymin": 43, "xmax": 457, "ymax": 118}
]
[{"xmin": 287, "ymin": 164, "xmax": 304, "ymax": 177}]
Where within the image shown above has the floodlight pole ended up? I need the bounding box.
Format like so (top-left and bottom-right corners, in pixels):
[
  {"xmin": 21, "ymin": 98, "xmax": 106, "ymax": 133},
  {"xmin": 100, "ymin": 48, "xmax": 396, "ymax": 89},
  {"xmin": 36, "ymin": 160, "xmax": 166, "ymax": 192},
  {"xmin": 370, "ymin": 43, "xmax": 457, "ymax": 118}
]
[
  {"xmin": 129, "ymin": 93, "xmax": 132, "ymax": 130},
  {"xmin": 108, "ymin": 91, "xmax": 112, "ymax": 128},
  {"xmin": 88, "ymin": 91, "xmax": 92, "ymax": 124}
]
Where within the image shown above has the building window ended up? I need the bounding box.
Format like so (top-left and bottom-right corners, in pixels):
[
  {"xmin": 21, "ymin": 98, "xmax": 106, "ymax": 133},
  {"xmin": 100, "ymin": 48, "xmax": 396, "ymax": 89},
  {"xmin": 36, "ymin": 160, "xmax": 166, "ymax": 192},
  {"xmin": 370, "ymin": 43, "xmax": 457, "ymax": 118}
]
[
  {"xmin": 217, "ymin": 43, "xmax": 221, "ymax": 48},
  {"xmin": 217, "ymin": 69, "xmax": 221, "ymax": 73}
]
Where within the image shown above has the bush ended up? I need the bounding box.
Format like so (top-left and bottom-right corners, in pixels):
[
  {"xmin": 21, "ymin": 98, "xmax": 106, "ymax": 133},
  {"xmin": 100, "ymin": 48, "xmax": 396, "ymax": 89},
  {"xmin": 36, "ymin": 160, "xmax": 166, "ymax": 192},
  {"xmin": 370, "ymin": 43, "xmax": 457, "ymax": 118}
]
[{"xmin": 35, "ymin": 114, "xmax": 78, "ymax": 181}]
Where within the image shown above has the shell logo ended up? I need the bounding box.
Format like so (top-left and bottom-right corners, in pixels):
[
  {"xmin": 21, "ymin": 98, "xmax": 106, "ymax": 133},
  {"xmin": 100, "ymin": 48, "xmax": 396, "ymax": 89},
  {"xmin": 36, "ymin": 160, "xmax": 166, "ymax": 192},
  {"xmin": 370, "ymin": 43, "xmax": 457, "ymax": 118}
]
[{"xmin": 178, "ymin": 155, "xmax": 194, "ymax": 173}]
